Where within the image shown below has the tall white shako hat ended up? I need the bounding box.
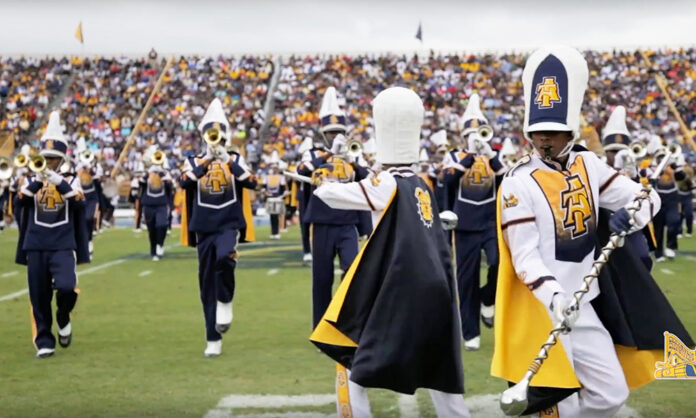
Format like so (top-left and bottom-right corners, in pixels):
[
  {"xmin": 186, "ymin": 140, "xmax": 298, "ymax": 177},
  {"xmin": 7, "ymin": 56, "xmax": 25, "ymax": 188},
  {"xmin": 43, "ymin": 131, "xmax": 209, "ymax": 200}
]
[
  {"xmin": 298, "ymin": 136, "xmax": 314, "ymax": 154},
  {"xmin": 319, "ymin": 86, "xmax": 346, "ymax": 134},
  {"xmin": 419, "ymin": 148, "xmax": 429, "ymax": 164},
  {"xmin": 602, "ymin": 105, "xmax": 630, "ymax": 151},
  {"xmin": 523, "ymin": 46, "xmax": 589, "ymax": 158},
  {"xmin": 198, "ymin": 98, "xmax": 230, "ymax": 143},
  {"xmin": 647, "ymin": 134, "xmax": 663, "ymax": 155},
  {"xmin": 372, "ymin": 87, "xmax": 424, "ymax": 165},
  {"xmin": 460, "ymin": 93, "xmax": 488, "ymax": 136},
  {"xmin": 430, "ymin": 129, "xmax": 448, "ymax": 147},
  {"xmin": 40, "ymin": 110, "xmax": 69, "ymax": 159},
  {"xmin": 362, "ymin": 137, "xmax": 377, "ymax": 155}
]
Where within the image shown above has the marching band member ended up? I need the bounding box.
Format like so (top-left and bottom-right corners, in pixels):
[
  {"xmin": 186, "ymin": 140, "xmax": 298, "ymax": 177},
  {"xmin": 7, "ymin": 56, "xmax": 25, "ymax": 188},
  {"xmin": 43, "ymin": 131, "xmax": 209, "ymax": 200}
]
[
  {"xmin": 15, "ymin": 111, "xmax": 90, "ymax": 358},
  {"xmin": 296, "ymin": 136, "xmax": 316, "ymax": 263},
  {"xmin": 136, "ymin": 151, "xmax": 173, "ymax": 261},
  {"xmin": 491, "ymin": 46, "xmax": 691, "ymax": 418},
  {"xmin": 677, "ymin": 161, "xmax": 694, "ymax": 237},
  {"xmin": 311, "ymin": 87, "xmax": 470, "ymax": 418},
  {"xmin": 179, "ymin": 99, "xmax": 258, "ymax": 357},
  {"xmin": 650, "ymin": 138, "xmax": 681, "ymax": 261},
  {"xmin": 443, "ymin": 93, "xmax": 505, "ymax": 350},
  {"xmin": 263, "ymin": 158, "xmax": 286, "ymax": 240},
  {"xmin": 226, "ymin": 141, "xmax": 256, "ymax": 243},
  {"xmin": 75, "ymin": 149, "xmax": 103, "ymax": 255},
  {"xmin": 296, "ymin": 87, "xmax": 368, "ymax": 328}
]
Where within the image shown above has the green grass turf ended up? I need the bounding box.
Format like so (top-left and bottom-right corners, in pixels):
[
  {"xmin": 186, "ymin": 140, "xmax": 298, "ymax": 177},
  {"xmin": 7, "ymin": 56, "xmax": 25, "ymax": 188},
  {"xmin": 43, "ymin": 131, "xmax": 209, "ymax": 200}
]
[{"xmin": 0, "ymin": 226, "xmax": 694, "ymax": 417}]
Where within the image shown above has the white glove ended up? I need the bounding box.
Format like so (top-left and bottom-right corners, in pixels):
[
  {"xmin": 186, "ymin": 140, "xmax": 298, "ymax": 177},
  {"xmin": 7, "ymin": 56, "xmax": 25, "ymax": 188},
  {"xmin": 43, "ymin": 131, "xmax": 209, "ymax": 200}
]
[
  {"xmin": 204, "ymin": 146, "xmax": 215, "ymax": 160},
  {"xmin": 215, "ymin": 145, "xmax": 231, "ymax": 164},
  {"xmin": 439, "ymin": 211, "xmax": 459, "ymax": 230},
  {"xmin": 613, "ymin": 149, "xmax": 631, "ymax": 170},
  {"xmin": 675, "ymin": 153, "xmax": 686, "ymax": 168},
  {"xmin": 330, "ymin": 134, "xmax": 347, "ymax": 155},
  {"xmin": 479, "ymin": 142, "xmax": 496, "ymax": 159},
  {"xmin": 550, "ymin": 293, "xmax": 579, "ymax": 331},
  {"xmin": 46, "ymin": 170, "xmax": 64, "ymax": 185}
]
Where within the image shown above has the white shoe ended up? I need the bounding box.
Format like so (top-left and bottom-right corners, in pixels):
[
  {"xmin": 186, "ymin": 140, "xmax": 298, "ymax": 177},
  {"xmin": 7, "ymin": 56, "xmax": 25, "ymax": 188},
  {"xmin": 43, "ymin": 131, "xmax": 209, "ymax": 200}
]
[
  {"xmin": 152, "ymin": 256, "xmax": 160, "ymax": 261},
  {"xmin": 686, "ymin": 233, "xmax": 693, "ymax": 238},
  {"xmin": 481, "ymin": 304, "xmax": 494, "ymax": 328},
  {"xmin": 156, "ymin": 244, "xmax": 164, "ymax": 257},
  {"xmin": 270, "ymin": 234, "xmax": 280, "ymax": 240},
  {"xmin": 303, "ymin": 253, "xmax": 313, "ymax": 263},
  {"xmin": 215, "ymin": 301, "xmax": 233, "ymax": 333},
  {"xmin": 677, "ymin": 234, "xmax": 683, "ymax": 239},
  {"xmin": 464, "ymin": 336, "xmax": 480, "ymax": 351},
  {"xmin": 133, "ymin": 228, "xmax": 142, "ymax": 233},
  {"xmin": 167, "ymin": 229, "xmax": 172, "ymax": 235},
  {"xmin": 665, "ymin": 248, "xmax": 676, "ymax": 259},
  {"xmin": 88, "ymin": 241, "xmax": 94, "ymax": 255},
  {"xmin": 58, "ymin": 322, "xmax": 72, "ymax": 348},
  {"xmin": 280, "ymin": 228, "xmax": 288, "ymax": 233},
  {"xmin": 36, "ymin": 347, "xmax": 55, "ymax": 358},
  {"xmin": 656, "ymin": 256, "xmax": 666, "ymax": 262},
  {"xmin": 204, "ymin": 340, "xmax": 222, "ymax": 357}
]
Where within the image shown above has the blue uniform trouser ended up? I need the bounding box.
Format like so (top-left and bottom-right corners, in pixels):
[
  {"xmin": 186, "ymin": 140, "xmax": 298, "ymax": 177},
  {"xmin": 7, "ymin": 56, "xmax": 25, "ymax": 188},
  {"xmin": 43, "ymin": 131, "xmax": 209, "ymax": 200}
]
[
  {"xmin": 301, "ymin": 222, "xmax": 311, "ymax": 254},
  {"xmin": 311, "ymin": 224, "xmax": 359, "ymax": 327},
  {"xmin": 454, "ymin": 227, "xmax": 499, "ymax": 340},
  {"xmin": 85, "ymin": 197, "xmax": 98, "ymax": 241},
  {"xmin": 654, "ymin": 193, "xmax": 680, "ymax": 257},
  {"xmin": 270, "ymin": 215, "xmax": 280, "ymax": 235},
  {"xmin": 679, "ymin": 193, "xmax": 693, "ymax": 234},
  {"xmin": 196, "ymin": 229, "xmax": 239, "ymax": 341},
  {"xmin": 143, "ymin": 205, "xmax": 168, "ymax": 256},
  {"xmin": 26, "ymin": 250, "xmax": 78, "ymax": 350}
]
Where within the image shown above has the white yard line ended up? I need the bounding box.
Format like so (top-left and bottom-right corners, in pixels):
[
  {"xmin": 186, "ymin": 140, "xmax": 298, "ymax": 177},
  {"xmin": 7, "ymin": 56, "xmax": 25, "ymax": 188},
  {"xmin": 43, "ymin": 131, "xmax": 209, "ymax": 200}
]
[
  {"xmin": 267, "ymin": 268, "xmax": 280, "ymax": 276},
  {"xmin": 660, "ymin": 268, "xmax": 675, "ymax": 275},
  {"xmin": 397, "ymin": 394, "xmax": 419, "ymax": 418},
  {"xmin": 1, "ymin": 270, "xmax": 18, "ymax": 278},
  {"xmin": 685, "ymin": 255, "xmax": 696, "ymax": 262},
  {"xmin": 0, "ymin": 259, "xmax": 126, "ymax": 303},
  {"xmin": 138, "ymin": 270, "xmax": 152, "ymax": 277}
]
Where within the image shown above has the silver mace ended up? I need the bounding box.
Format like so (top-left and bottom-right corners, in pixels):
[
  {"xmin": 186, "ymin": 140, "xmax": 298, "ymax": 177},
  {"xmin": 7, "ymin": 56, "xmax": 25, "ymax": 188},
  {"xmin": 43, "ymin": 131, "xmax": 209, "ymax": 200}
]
[{"xmin": 499, "ymin": 186, "xmax": 653, "ymax": 416}]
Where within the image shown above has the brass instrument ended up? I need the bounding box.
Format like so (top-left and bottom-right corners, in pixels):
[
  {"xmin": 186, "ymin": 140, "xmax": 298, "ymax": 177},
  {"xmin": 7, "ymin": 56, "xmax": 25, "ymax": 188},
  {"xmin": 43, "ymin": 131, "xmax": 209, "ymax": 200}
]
[
  {"xmin": 629, "ymin": 141, "xmax": 647, "ymax": 159},
  {"xmin": 14, "ymin": 154, "xmax": 29, "ymax": 168},
  {"xmin": 346, "ymin": 139, "xmax": 363, "ymax": 160},
  {"xmin": 29, "ymin": 155, "xmax": 47, "ymax": 174},
  {"xmin": 204, "ymin": 127, "xmax": 223, "ymax": 146},
  {"xmin": 0, "ymin": 156, "xmax": 12, "ymax": 180},
  {"xmin": 150, "ymin": 150, "xmax": 166, "ymax": 166},
  {"xmin": 79, "ymin": 149, "xmax": 95, "ymax": 165},
  {"xmin": 654, "ymin": 142, "xmax": 682, "ymax": 165},
  {"xmin": 477, "ymin": 125, "xmax": 493, "ymax": 142}
]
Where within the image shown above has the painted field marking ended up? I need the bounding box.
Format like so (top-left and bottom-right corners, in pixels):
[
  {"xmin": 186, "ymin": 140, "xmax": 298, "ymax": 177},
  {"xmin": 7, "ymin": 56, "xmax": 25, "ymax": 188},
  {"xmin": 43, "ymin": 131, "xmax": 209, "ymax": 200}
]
[
  {"xmin": 204, "ymin": 393, "xmax": 642, "ymax": 418},
  {"xmin": 138, "ymin": 270, "xmax": 152, "ymax": 277},
  {"xmin": 267, "ymin": 269, "xmax": 279, "ymax": 276},
  {"xmin": 660, "ymin": 268, "xmax": 675, "ymax": 275},
  {"xmin": 685, "ymin": 255, "xmax": 696, "ymax": 262},
  {"xmin": 397, "ymin": 394, "xmax": 419, "ymax": 418},
  {"xmin": 1, "ymin": 271, "xmax": 18, "ymax": 278}
]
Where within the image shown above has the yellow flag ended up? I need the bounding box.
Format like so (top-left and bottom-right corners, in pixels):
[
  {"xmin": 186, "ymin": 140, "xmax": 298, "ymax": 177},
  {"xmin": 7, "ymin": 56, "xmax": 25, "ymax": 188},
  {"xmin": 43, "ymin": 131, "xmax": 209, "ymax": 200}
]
[{"xmin": 74, "ymin": 22, "xmax": 83, "ymax": 44}]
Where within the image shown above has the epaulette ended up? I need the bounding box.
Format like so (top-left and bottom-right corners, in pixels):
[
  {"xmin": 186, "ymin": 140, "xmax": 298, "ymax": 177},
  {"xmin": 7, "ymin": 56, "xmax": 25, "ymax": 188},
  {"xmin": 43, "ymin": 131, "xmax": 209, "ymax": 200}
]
[{"xmin": 504, "ymin": 154, "xmax": 532, "ymax": 177}]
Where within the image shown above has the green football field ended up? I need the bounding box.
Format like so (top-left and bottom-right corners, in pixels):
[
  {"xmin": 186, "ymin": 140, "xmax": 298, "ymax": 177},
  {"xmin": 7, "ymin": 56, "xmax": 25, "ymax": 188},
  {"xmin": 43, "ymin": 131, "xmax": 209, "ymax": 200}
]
[{"xmin": 0, "ymin": 225, "xmax": 694, "ymax": 418}]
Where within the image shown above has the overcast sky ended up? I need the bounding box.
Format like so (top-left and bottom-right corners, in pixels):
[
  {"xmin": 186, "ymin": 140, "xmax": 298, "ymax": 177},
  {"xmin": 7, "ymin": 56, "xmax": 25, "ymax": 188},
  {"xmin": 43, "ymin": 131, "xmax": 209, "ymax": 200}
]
[{"xmin": 1, "ymin": 0, "xmax": 695, "ymax": 56}]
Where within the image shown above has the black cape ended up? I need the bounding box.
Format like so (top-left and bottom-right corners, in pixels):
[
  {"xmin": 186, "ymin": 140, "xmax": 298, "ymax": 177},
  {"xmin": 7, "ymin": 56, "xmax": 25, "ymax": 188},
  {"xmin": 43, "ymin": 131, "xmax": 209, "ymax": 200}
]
[{"xmin": 310, "ymin": 174, "xmax": 464, "ymax": 394}]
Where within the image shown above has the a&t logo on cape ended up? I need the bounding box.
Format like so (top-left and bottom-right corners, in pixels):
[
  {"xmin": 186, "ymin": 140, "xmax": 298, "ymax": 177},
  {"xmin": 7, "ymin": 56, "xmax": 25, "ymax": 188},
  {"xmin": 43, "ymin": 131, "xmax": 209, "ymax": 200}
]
[
  {"xmin": 414, "ymin": 187, "xmax": 433, "ymax": 228},
  {"xmin": 655, "ymin": 331, "xmax": 696, "ymax": 379}
]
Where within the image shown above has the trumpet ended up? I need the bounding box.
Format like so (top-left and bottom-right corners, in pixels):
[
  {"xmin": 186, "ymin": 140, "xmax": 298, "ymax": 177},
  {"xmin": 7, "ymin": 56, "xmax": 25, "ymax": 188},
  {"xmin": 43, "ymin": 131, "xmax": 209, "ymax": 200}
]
[
  {"xmin": 629, "ymin": 141, "xmax": 647, "ymax": 159},
  {"xmin": 79, "ymin": 149, "xmax": 95, "ymax": 165},
  {"xmin": 0, "ymin": 156, "xmax": 12, "ymax": 180},
  {"xmin": 14, "ymin": 154, "xmax": 29, "ymax": 168},
  {"xmin": 477, "ymin": 125, "xmax": 493, "ymax": 142},
  {"xmin": 29, "ymin": 155, "xmax": 47, "ymax": 174},
  {"xmin": 346, "ymin": 139, "xmax": 363, "ymax": 160},
  {"xmin": 204, "ymin": 126, "xmax": 223, "ymax": 146},
  {"xmin": 150, "ymin": 150, "xmax": 166, "ymax": 166}
]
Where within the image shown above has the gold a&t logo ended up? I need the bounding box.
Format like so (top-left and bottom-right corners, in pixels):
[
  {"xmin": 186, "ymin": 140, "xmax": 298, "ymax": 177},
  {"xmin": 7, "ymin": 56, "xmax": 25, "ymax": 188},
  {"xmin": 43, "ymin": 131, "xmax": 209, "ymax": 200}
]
[
  {"xmin": 414, "ymin": 187, "xmax": 434, "ymax": 228},
  {"xmin": 534, "ymin": 76, "xmax": 562, "ymax": 109},
  {"xmin": 560, "ymin": 174, "xmax": 592, "ymax": 239},
  {"xmin": 655, "ymin": 331, "xmax": 696, "ymax": 379},
  {"xmin": 38, "ymin": 184, "xmax": 65, "ymax": 211},
  {"xmin": 201, "ymin": 163, "xmax": 229, "ymax": 195},
  {"xmin": 467, "ymin": 158, "xmax": 490, "ymax": 185}
]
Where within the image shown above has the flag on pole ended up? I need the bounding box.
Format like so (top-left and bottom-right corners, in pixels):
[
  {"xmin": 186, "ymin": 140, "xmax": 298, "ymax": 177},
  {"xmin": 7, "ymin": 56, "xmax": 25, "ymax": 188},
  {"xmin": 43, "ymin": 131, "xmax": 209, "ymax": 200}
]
[
  {"xmin": 415, "ymin": 21, "xmax": 423, "ymax": 42},
  {"xmin": 74, "ymin": 22, "xmax": 84, "ymax": 44}
]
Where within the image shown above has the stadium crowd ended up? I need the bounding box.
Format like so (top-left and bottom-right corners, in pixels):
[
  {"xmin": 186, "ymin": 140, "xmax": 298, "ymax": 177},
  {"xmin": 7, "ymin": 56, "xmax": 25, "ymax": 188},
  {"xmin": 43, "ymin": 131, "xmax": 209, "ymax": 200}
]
[{"xmin": 2, "ymin": 49, "xmax": 696, "ymax": 169}]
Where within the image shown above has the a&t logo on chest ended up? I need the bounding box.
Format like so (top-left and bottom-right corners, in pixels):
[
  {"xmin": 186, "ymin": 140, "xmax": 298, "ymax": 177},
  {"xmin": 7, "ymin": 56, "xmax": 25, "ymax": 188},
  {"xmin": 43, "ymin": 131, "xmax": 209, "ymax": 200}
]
[
  {"xmin": 560, "ymin": 174, "xmax": 592, "ymax": 238},
  {"xmin": 38, "ymin": 184, "xmax": 65, "ymax": 212},
  {"xmin": 201, "ymin": 162, "xmax": 230, "ymax": 195}
]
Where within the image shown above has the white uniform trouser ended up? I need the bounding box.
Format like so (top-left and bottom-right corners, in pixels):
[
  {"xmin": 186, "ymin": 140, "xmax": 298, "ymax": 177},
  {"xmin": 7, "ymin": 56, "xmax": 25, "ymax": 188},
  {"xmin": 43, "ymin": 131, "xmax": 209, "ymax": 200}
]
[
  {"xmin": 554, "ymin": 304, "xmax": 629, "ymax": 418},
  {"xmin": 346, "ymin": 371, "xmax": 470, "ymax": 418}
]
